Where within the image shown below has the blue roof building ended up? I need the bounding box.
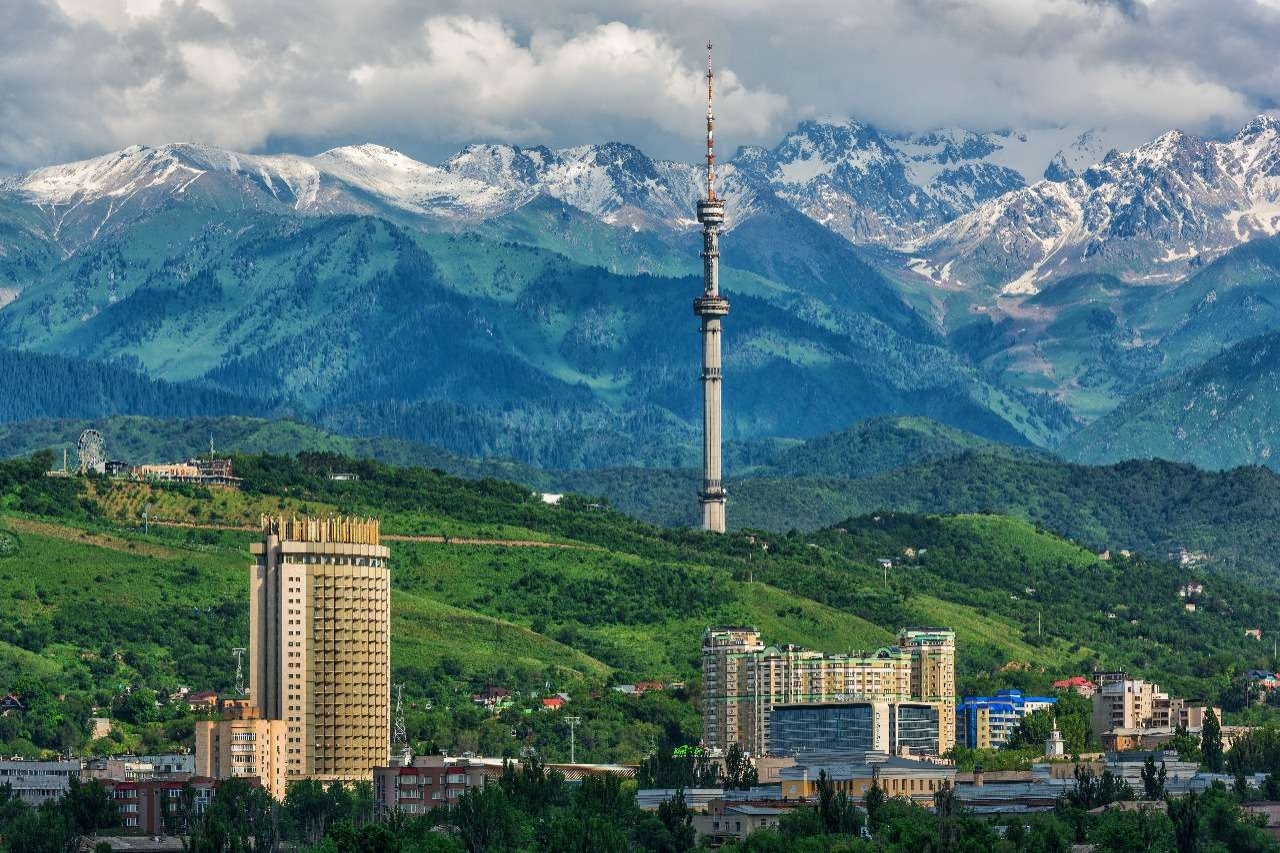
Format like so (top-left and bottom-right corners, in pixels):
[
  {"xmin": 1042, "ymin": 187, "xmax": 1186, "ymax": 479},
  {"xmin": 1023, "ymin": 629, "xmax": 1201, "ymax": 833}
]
[{"xmin": 957, "ymin": 689, "xmax": 1056, "ymax": 750}]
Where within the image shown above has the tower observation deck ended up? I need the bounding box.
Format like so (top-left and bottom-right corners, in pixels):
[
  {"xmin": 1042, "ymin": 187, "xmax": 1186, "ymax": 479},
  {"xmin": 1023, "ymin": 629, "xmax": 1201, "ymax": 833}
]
[{"xmin": 695, "ymin": 41, "xmax": 729, "ymax": 534}]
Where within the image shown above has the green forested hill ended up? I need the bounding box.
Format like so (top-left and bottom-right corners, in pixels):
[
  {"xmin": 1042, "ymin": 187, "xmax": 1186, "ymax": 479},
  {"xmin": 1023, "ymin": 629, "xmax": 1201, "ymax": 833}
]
[
  {"xmin": 5, "ymin": 414, "xmax": 1280, "ymax": 594},
  {"xmin": 1059, "ymin": 329, "xmax": 1280, "ymax": 472},
  {"xmin": 0, "ymin": 198, "xmax": 1071, "ymax": 468},
  {"xmin": 2, "ymin": 449, "xmax": 1278, "ymax": 765},
  {"xmin": 0, "ymin": 349, "xmax": 265, "ymax": 423}
]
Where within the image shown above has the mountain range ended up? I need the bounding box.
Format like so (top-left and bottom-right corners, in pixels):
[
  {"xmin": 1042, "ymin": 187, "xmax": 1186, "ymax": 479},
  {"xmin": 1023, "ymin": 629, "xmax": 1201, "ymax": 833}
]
[{"xmin": 4, "ymin": 114, "xmax": 1280, "ymax": 471}]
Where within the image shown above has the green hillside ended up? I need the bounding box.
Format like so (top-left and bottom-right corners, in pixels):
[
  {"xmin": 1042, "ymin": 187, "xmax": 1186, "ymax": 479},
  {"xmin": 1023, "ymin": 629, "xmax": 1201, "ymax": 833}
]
[
  {"xmin": 8, "ymin": 414, "xmax": 1280, "ymax": 595},
  {"xmin": 1059, "ymin": 329, "xmax": 1280, "ymax": 472},
  {"xmin": 1, "ymin": 449, "xmax": 1276, "ymax": 764}
]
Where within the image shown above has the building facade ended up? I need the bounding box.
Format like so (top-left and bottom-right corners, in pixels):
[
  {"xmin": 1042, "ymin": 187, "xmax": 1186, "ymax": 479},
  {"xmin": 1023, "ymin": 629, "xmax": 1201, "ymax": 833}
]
[
  {"xmin": 701, "ymin": 627, "xmax": 956, "ymax": 755},
  {"xmin": 0, "ymin": 759, "xmax": 81, "ymax": 806},
  {"xmin": 957, "ymin": 690, "xmax": 1056, "ymax": 750},
  {"xmin": 1090, "ymin": 675, "xmax": 1220, "ymax": 739},
  {"xmin": 250, "ymin": 515, "xmax": 390, "ymax": 785},
  {"xmin": 373, "ymin": 755, "xmax": 499, "ymax": 815},
  {"xmin": 194, "ymin": 699, "xmax": 289, "ymax": 800},
  {"xmin": 777, "ymin": 752, "xmax": 956, "ymax": 804},
  {"xmin": 769, "ymin": 701, "xmax": 943, "ymax": 757},
  {"xmin": 104, "ymin": 777, "xmax": 219, "ymax": 834}
]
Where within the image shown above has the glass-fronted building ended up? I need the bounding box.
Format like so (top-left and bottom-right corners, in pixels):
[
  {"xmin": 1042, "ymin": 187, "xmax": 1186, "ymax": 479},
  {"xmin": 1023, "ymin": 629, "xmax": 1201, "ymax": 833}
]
[{"xmin": 768, "ymin": 701, "xmax": 941, "ymax": 756}]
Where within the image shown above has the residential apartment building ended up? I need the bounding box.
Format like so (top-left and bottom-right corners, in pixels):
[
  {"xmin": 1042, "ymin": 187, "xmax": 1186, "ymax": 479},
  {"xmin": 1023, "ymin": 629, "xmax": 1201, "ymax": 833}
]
[
  {"xmin": 957, "ymin": 690, "xmax": 1057, "ymax": 750},
  {"xmin": 373, "ymin": 755, "xmax": 499, "ymax": 815},
  {"xmin": 0, "ymin": 759, "xmax": 81, "ymax": 806},
  {"xmin": 195, "ymin": 699, "xmax": 289, "ymax": 800},
  {"xmin": 249, "ymin": 515, "xmax": 390, "ymax": 784},
  {"xmin": 1090, "ymin": 675, "xmax": 1220, "ymax": 740},
  {"xmin": 103, "ymin": 777, "xmax": 218, "ymax": 833},
  {"xmin": 769, "ymin": 701, "xmax": 943, "ymax": 756},
  {"xmin": 701, "ymin": 626, "xmax": 956, "ymax": 755},
  {"xmin": 373, "ymin": 755, "xmax": 637, "ymax": 816}
]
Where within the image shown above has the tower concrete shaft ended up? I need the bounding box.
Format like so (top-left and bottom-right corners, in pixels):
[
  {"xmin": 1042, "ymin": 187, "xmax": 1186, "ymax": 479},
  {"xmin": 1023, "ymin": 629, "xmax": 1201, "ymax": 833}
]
[
  {"xmin": 695, "ymin": 202, "xmax": 728, "ymax": 532},
  {"xmin": 694, "ymin": 41, "xmax": 728, "ymax": 533}
]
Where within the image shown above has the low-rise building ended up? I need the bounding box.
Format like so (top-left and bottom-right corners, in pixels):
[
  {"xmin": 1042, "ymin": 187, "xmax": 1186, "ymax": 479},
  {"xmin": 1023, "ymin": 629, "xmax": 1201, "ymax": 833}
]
[
  {"xmin": 692, "ymin": 792, "xmax": 795, "ymax": 845},
  {"xmin": 0, "ymin": 759, "xmax": 82, "ymax": 806},
  {"xmin": 776, "ymin": 751, "xmax": 955, "ymax": 804},
  {"xmin": 1052, "ymin": 676, "xmax": 1097, "ymax": 698},
  {"xmin": 102, "ymin": 777, "xmax": 220, "ymax": 833},
  {"xmin": 84, "ymin": 754, "xmax": 196, "ymax": 782},
  {"xmin": 374, "ymin": 755, "xmax": 636, "ymax": 816}
]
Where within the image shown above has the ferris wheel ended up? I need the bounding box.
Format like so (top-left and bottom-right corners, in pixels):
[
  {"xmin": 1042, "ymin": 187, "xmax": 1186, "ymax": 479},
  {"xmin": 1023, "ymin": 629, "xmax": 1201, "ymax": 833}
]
[{"xmin": 76, "ymin": 429, "xmax": 106, "ymax": 475}]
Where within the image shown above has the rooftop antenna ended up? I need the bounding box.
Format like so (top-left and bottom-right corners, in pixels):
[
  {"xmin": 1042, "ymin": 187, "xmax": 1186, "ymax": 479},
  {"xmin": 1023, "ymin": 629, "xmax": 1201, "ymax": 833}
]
[
  {"xmin": 232, "ymin": 647, "xmax": 247, "ymax": 696},
  {"xmin": 704, "ymin": 40, "xmax": 716, "ymax": 202}
]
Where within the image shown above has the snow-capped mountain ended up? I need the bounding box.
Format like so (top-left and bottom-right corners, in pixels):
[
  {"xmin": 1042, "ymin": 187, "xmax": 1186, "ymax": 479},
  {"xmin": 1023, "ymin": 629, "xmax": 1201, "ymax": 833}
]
[
  {"xmin": 730, "ymin": 120, "xmax": 1107, "ymax": 243},
  {"xmin": 914, "ymin": 116, "xmax": 1280, "ymax": 294},
  {"xmin": 439, "ymin": 141, "xmax": 760, "ymax": 231},
  {"xmin": 1, "ymin": 142, "xmax": 526, "ymax": 246},
  {"xmin": 1, "ymin": 139, "xmax": 768, "ymax": 249}
]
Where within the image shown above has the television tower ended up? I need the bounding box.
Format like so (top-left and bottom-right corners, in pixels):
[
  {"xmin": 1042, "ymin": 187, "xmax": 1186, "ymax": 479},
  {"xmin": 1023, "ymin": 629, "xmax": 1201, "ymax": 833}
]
[{"xmin": 694, "ymin": 40, "xmax": 729, "ymax": 533}]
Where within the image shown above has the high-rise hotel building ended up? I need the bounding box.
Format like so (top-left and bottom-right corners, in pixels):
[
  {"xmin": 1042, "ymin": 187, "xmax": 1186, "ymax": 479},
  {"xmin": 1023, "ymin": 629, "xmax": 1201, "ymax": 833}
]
[
  {"xmin": 197, "ymin": 516, "xmax": 391, "ymax": 796},
  {"xmin": 701, "ymin": 627, "xmax": 956, "ymax": 756}
]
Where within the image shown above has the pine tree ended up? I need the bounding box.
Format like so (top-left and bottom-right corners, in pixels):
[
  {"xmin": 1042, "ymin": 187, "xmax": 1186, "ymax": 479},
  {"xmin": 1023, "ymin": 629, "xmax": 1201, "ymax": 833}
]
[{"xmin": 1202, "ymin": 708, "xmax": 1224, "ymax": 773}]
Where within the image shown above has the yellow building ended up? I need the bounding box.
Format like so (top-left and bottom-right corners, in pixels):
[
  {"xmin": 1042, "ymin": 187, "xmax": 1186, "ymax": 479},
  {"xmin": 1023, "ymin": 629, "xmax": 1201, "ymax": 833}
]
[
  {"xmin": 898, "ymin": 628, "xmax": 957, "ymax": 751},
  {"xmin": 778, "ymin": 753, "xmax": 955, "ymax": 804},
  {"xmin": 701, "ymin": 626, "xmax": 956, "ymax": 755},
  {"xmin": 195, "ymin": 699, "xmax": 288, "ymax": 800},
  {"xmin": 249, "ymin": 515, "xmax": 391, "ymax": 784}
]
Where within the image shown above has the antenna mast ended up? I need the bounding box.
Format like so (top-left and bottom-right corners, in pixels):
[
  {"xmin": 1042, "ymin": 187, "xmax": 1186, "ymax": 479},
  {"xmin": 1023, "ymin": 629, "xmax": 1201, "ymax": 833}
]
[
  {"xmin": 392, "ymin": 683, "xmax": 407, "ymax": 747},
  {"xmin": 232, "ymin": 647, "xmax": 247, "ymax": 696},
  {"xmin": 705, "ymin": 41, "xmax": 716, "ymax": 202}
]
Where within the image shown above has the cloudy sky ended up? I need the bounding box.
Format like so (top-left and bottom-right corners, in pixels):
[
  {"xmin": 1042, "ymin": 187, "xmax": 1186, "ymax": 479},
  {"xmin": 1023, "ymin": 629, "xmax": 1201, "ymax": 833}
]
[{"xmin": 4, "ymin": 0, "xmax": 1280, "ymax": 171}]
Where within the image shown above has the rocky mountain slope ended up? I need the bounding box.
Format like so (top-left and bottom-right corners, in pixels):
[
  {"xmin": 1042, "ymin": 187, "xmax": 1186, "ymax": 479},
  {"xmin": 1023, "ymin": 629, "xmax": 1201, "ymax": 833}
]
[{"xmin": 914, "ymin": 116, "xmax": 1280, "ymax": 294}]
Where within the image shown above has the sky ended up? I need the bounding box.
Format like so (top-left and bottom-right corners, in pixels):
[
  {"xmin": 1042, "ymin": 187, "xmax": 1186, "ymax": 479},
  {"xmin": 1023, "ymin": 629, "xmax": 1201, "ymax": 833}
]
[{"xmin": 4, "ymin": 0, "xmax": 1280, "ymax": 172}]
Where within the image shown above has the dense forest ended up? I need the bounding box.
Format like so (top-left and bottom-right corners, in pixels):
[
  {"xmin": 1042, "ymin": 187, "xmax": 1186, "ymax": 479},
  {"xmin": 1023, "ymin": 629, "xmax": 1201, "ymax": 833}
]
[{"xmin": 0, "ymin": 349, "xmax": 266, "ymax": 424}]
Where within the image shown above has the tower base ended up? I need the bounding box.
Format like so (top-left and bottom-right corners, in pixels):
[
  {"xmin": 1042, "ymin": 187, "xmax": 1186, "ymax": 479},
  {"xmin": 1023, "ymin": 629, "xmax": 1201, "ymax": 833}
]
[{"xmin": 701, "ymin": 497, "xmax": 727, "ymax": 534}]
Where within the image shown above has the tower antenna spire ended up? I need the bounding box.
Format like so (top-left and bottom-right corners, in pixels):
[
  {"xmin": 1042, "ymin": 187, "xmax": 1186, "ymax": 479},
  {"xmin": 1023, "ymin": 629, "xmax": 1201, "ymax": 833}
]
[{"xmin": 705, "ymin": 40, "xmax": 716, "ymax": 202}]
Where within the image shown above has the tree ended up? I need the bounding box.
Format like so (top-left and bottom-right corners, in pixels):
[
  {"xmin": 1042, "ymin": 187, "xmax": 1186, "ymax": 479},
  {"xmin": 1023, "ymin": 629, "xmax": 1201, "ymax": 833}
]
[
  {"xmin": 721, "ymin": 744, "xmax": 758, "ymax": 791},
  {"xmin": 1089, "ymin": 806, "xmax": 1175, "ymax": 853},
  {"xmin": 1167, "ymin": 791, "xmax": 1201, "ymax": 853},
  {"xmin": 1007, "ymin": 709, "xmax": 1055, "ymax": 751},
  {"xmin": 1142, "ymin": 756, "xmax": 1168, "ymax": 800},
  {"xmin": 863, "ymin": 780, "xmax": 885, "ymax": 831},
  {"xmin": 450, "ymin": 783, "xmax": 527, "ymax": 853},
  {"xmin": 61, "ymin": 778, "xmax": 119, "ymax": 837},
  {"xmin": 1062, "ymin": 766, "xmax": 1135, "ymax": 810},
  {"xmin": 1169, "ymin": 725, "xmax": 1203, "ymax": 764},
  {"xmin": 1202, "ymin": 709, "xmax": 1224, "ymax": 773},
  {"xmin": 814, "ymin": 771, "xmax": 862, "ymax": 836},
  {"xmin": 655, "ymin": 789, "xmax": 696, "ymax": 852}
]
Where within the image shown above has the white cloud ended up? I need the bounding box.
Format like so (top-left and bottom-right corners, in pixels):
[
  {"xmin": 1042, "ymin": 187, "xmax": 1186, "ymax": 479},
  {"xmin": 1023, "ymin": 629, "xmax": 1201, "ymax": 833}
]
[{"xmin": 4, "ymin": 0, "xmax": 1280, "ymax": 171}]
